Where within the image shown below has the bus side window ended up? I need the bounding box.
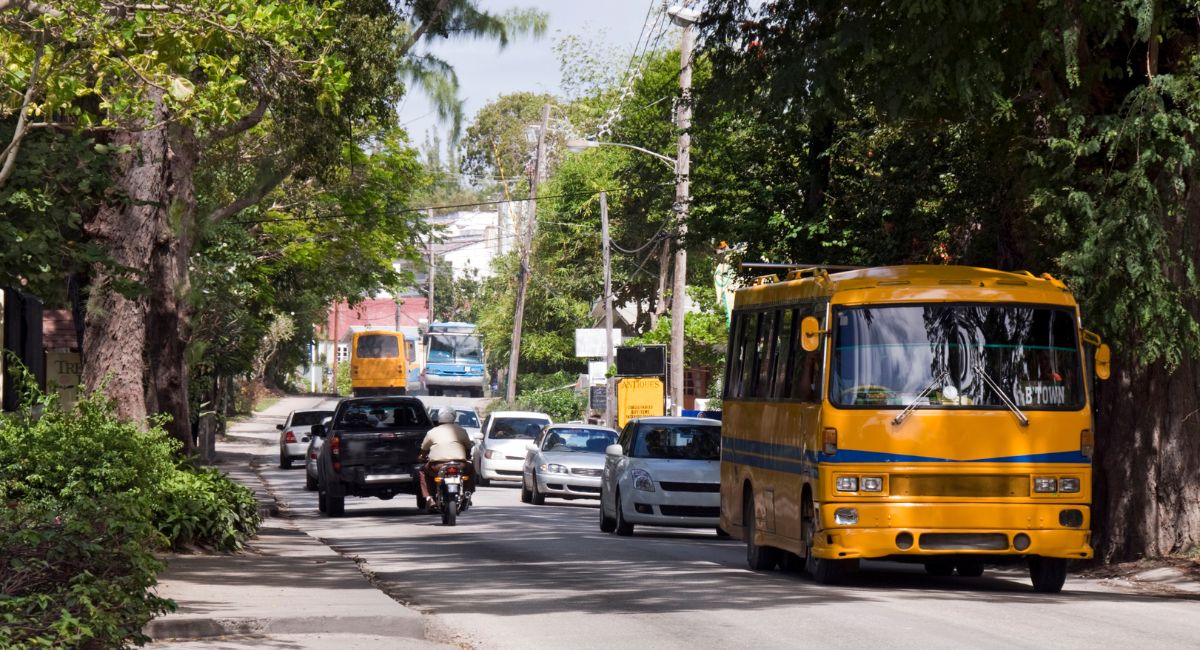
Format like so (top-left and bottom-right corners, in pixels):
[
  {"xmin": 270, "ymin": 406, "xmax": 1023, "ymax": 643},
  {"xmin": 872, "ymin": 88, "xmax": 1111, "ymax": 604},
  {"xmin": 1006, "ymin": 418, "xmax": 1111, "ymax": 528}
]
[
  {"xmin": 754, "ymin": 310, "xmax": 777, "ymax": 398},
  {"xmin": 792, "ymin": 304, "xmax": 825, "ymax": 402},
  {"xmin": 724, "ymin": 313, "xmax": 743, "ymax": 400},
  {"xmin": 739, "ymin": 312, "xmax": 761, "ymax": 399},
  {"xmin": 773, "ymin": 308, "xmax": 796, "ymax": 399}
]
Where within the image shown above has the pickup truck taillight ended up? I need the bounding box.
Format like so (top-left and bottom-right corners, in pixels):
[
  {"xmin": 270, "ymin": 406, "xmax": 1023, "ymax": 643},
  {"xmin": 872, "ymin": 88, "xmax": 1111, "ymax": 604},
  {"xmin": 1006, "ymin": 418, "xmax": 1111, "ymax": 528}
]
[
  {"xmin": 331, "ymin": 434, "xmax": 341, "ymax": 472},
  {"xmin": 284, "ymin": 430, "xmax": 297, "ymax": 444}
]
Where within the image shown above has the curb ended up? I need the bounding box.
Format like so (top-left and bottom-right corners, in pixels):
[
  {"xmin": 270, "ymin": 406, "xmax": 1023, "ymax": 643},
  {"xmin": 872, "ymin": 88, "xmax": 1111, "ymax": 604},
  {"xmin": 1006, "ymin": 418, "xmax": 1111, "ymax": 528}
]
[{"xmin": 146, "ymin": 615, "xmax": 426, "ymax": 641}]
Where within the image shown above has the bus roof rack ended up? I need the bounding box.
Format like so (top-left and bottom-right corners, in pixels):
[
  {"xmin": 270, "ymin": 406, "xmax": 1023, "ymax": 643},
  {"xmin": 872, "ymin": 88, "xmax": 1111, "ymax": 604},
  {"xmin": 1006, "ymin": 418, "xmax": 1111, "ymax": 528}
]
[{"xmin": 741, "ymin": 262, "xmax": 866, "ymax": 272}]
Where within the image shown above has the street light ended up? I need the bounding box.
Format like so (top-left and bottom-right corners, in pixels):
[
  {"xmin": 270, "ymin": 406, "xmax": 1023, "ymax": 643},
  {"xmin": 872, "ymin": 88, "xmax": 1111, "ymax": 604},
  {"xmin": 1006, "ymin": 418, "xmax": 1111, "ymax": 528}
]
[{"xmin": 565, "ymin": 139, "xmax": 676, "ymax": 169}]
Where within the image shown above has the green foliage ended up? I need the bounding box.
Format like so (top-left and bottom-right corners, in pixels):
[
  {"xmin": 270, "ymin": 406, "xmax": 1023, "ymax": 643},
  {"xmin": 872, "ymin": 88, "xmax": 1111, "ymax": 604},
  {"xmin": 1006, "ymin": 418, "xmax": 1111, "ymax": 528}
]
[
  {"xmin": 336, "ymin": 361, "xmax": 352, "ymax": 396},
  {"xmin": 156, "ymin": 467, "xmax": 260, "ymax": 552},
  {"xmin": 488, "ymin": 371, "xmax": 586, "ymax": 421},
  {"xmin": 460, "ymin": 91, "xmax": 559, "ymax": 185},
  {"xmin": 699, "ymin": 0, "xmax": 1200, "ymax": 368},
  {"xmin": 0, "ymin": 387, "xmax": 259, "ymax": 647}
]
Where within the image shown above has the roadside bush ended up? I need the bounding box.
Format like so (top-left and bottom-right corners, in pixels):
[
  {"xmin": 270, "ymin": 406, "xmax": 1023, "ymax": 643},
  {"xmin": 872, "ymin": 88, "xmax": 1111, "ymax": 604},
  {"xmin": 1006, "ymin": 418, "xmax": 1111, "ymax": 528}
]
[
  {"xmin": 156, "ymin": 466, "xmax": 260, "ymax": 552},
  {"xmin": 488, "ymin": 381, "xmax": 587, "ymax": 422},
  {"xmin": 0, "ymin": 387, "xmax": 259, "ymax": 647}
]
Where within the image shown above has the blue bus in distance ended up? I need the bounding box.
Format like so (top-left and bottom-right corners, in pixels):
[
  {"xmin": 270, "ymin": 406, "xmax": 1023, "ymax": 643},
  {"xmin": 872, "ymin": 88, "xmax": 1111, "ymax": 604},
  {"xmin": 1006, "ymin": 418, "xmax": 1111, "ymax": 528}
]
[{"xmin": 422, "ymin": 322, "xmax": 486, "ymax": 397}]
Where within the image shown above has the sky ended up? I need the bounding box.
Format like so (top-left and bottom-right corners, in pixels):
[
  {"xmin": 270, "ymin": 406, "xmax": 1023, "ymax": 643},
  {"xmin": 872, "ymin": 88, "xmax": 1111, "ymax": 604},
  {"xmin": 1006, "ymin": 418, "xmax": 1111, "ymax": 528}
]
[{"xmin": 398, "ymin": 0, "xmax": 664, "ymax": 151}]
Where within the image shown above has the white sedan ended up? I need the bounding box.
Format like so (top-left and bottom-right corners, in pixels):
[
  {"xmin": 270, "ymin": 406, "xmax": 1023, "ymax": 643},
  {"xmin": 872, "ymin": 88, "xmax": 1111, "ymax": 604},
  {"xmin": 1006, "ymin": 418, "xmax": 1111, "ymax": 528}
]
[
  {"xmin": 521, "ymin": 424, "xmax": 619, "ymax": 504},
  {"xmin": 277, "ymin": 409, "xmax": 333, "ymax": 470},
  {"xmin": 476, "ymin": 410, "xmax": 552, "ymax": 485},
  {"xmin": 599, "ymin": 417, "xmax": 723, "ymax": 536}
]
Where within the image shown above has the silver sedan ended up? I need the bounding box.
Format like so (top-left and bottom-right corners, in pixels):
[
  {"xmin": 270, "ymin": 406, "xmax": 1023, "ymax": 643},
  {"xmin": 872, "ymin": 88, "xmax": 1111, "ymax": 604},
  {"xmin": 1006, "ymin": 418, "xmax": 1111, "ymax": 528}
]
[{"xmin": 521, "ymin": 424, "xmax": 619, "ymax": 504}]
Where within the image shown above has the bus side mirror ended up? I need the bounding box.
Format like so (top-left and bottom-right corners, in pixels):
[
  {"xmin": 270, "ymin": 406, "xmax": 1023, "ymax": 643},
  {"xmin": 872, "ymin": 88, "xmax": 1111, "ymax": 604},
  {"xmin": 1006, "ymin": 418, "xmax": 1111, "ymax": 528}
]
[
  {"xmin": 800, "ymin": 315, "xmax": 824, "ymax": 353},
  {"xmin": 1095, "ymin": 343, "xmax": 1111, "ymax": 381}
]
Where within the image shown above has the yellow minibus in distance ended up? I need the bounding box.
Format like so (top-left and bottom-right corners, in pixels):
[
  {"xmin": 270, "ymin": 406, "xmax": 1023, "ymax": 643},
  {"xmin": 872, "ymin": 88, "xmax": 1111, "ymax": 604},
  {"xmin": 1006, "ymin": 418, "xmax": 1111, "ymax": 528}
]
[
  {"xmin": 350, "ymin": 330, "xmax": 410, "ymax": 396},
  {"xmin": 719, "ymin": 265, "xmax": 1110, "ymax": 593}
]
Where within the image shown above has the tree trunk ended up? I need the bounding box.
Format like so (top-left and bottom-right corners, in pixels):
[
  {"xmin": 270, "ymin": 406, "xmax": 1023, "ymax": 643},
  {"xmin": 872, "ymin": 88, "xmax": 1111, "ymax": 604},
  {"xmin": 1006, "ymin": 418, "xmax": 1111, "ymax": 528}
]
[
  {"xmin": 652, "ymin": 238, "xmax": 671, "ymax": 329},
  {"xmin": 1092, "ymin": 173, "xmax": 1200, "ymax": 562},
  {"xmin": 1093, "ymin": 356, "xmax": 1200, "ymax": 561},
  {"xmin": 144, "ymin": 122, "xmax": 199, "ymax": 453},
  {"xmin": 82, "ymin": 92, "xmax": 173, "ymax": 422}
]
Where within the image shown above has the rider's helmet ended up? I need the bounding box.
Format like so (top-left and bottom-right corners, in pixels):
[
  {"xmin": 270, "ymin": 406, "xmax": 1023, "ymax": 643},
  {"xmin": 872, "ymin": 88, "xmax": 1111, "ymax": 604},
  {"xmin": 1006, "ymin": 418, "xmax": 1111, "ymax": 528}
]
[{"xmin": 437, "ymin": 406, "xmax": 456, "ymax": 424}]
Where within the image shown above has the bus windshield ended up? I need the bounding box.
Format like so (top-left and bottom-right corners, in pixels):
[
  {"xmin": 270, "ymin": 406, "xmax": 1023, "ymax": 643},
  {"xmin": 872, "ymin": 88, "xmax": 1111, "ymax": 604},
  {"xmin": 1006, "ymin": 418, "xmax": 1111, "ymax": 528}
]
[
  {"xmin": 831, "ymin": 304, "xmax": 1083, "ymax": 410},
  {"xmin": 427, "ymin": 334, "xmax": 482, "ymax": 363}
]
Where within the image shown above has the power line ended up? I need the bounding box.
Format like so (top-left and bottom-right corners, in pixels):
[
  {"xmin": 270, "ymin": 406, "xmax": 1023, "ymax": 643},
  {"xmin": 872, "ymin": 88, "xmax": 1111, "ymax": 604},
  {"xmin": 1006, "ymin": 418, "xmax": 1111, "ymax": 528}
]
[{"xmin": 230, "ymin": 182, "xmax": 673, "ymax": 225}]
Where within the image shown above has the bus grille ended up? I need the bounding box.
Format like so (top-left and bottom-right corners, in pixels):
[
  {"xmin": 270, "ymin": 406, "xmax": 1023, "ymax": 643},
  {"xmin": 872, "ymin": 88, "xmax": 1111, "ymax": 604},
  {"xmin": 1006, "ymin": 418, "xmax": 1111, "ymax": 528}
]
[
  {"xmin": 889, "ymin": 475, "xmax": 1029, "ymax": 498},
  {"xmin": 919, "ymin": 533, "xmax": 1009, "ymax": 551}
]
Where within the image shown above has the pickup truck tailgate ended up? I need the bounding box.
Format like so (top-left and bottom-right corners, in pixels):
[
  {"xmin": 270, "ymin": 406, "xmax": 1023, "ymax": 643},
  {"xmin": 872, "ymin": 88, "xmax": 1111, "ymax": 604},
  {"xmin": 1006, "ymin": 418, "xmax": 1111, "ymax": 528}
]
[{"xmin": 341, "ymin": 429, "xmax": 424, "ymax": 475}]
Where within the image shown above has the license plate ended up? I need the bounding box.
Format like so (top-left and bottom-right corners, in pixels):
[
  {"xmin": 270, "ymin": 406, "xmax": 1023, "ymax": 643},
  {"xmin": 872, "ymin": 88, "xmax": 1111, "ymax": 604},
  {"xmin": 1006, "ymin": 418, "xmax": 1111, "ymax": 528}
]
[{"xmin": 443, "ymin": 476, "xmax": 462, "ymax": 485}]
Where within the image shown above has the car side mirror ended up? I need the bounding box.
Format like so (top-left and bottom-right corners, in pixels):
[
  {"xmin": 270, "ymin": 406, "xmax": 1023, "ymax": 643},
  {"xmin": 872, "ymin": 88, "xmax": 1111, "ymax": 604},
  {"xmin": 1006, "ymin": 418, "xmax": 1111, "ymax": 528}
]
[
  {"xmin": 800, "ymin": 315, "xmax": 824, "ymax": 353},
  {"xmin": 606, "ymin": 444, "xmax": 623, "ymax": 457},
  {"xmin": 310, "ymin": 424, "xmax": 326, "ymax": 437},
  {"xmin": 470, "ymin": 432, "xmax": 483, "ymax": 442},
  {"xmin": 276, "ymin": 424, "xmax": 284, "ymax": 431},
  {"xmin": 525, "ymin": 443, "xmax": 539, "ymax": 453},
  {"xmin": 1094, "ymin": 343, "xmax": 1111, "ymax": 381}
]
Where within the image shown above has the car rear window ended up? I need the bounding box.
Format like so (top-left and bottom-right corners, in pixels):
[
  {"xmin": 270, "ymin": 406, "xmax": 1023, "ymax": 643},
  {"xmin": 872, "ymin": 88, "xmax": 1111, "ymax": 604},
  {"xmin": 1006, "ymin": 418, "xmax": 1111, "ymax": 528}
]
[
  {"xmin": 291, "ymin": 411, "xmax": 333, "ymax": 426},
  {"xmin": 489, "ymin": 418, "xmax": 550, "ymax": 439},
  {"xmin": 337, "ymin": 402, "xmax": 430, "ymax": 430},
  {"xmin": 632, "ymin": 424, "xmax": 721, "ymax": 460}
]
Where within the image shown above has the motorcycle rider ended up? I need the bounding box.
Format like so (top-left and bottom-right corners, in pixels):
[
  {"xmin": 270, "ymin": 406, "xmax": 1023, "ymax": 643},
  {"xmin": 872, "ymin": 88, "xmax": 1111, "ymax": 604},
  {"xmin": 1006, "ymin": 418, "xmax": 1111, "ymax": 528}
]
[{"xmin": 419, "ymin": 406, "xmax": 475, "ymax": 509}]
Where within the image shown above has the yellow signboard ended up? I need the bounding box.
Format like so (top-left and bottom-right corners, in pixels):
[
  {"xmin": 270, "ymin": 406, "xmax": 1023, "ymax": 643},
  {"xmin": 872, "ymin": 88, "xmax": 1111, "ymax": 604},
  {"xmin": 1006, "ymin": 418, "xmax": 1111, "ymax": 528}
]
[{"xmin": 616, "ymin": 377, "xmax": 664, "ymax": 428}]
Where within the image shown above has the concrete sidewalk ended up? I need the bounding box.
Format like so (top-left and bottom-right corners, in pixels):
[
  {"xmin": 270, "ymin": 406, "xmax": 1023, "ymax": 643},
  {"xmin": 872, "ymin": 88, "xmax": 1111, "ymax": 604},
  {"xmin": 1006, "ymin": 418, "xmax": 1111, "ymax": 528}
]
[{"xmin": 148, "ymin": 396, "xmax": 449, "ymax": 649}]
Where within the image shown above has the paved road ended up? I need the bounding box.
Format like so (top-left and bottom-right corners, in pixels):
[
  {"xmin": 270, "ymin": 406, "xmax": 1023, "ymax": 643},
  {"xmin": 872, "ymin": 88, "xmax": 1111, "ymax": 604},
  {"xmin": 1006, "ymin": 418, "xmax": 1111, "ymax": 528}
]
[{"xmin": 253, "ymin": 396, "xmax": 1200, "ymax": 650}]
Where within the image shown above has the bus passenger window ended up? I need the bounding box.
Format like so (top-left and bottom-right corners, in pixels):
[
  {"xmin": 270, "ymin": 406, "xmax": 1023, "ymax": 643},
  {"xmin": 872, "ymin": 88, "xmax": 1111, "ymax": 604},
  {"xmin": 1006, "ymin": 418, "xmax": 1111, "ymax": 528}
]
[
  {"xmin": 773, "ymin": 308, "xmax": 796, "ymax": 399},
  {"xmin": 725, "ymin": 314, "xmax": 745, "ymax": 399},
  {"xmin": 792, "ymin": 306, "xmax": 825, "ymax": 402},
  {"xmin": 739, "ymin": 312, "xmax": 760, "ymax": 398},
  {"xmin": 754, "ymin": 311, "xmax": 777, "ymax": 398}
]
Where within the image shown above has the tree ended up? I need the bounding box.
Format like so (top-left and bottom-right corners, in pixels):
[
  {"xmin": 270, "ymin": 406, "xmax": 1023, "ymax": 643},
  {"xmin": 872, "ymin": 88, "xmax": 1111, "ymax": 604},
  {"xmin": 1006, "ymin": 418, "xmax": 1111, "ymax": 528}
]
[
  {"xmin": 460, "ymin": 91, "xmax": 560, "ymax": 189},
  {"xmin": 699, "ymin": 0, "xmax": 1200, "ymax": 561},
  {"xmin": 1, "ymin": 0, "xmax": 545, "ymax": 452}
]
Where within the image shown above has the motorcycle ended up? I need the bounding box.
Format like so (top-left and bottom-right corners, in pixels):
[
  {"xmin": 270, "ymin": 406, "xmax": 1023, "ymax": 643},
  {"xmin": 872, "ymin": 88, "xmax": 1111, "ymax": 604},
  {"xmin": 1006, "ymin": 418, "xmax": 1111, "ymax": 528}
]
[{"xmin": 434, "ymin": 461, "xmax": 471, "ymax": 525}]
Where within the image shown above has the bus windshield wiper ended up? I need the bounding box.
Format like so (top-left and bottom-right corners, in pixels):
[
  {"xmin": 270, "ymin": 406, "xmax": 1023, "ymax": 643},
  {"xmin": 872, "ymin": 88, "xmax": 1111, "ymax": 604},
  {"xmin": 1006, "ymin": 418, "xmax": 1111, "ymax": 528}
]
[
  {"xmin": 972, "ymin": 363, "xmax": 1030, "ymax": 426},
  {"xmin": 892, "ymin": 370, "xmax": 949, "ymax": 426}
]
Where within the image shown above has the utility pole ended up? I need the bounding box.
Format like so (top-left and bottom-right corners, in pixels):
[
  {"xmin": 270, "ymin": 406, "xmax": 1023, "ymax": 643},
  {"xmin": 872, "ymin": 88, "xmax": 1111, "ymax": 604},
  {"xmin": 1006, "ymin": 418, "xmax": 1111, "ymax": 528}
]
[
  {"xmin": 428, "ymin": 209, "xmax": 436, "ymax": 326},
  {"xmin": 330, "ymin": 303, "xmax": 340, "ymax": 394},
  {"xmin": 506, "ymin": 103, "xmax": 552, "ymax": 402},
  {"xmin": 600, "ymin": 191, "xmax": 614, "ymax": 428},
  {"xmin": 669, "ymin": 5, "xmax": 698, "ymax": 416}
]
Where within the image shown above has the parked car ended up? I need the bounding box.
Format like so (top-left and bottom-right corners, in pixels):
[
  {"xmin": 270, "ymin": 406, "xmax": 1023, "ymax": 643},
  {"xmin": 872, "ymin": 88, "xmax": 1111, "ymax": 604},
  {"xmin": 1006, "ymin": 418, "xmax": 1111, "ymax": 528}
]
[
  {"xmin": 475, "ymin": 410, "xmax": 552, "ymax": 486},
  {"xmin": 315, "ymin": 396, "xmax": 434, "ymax": 516},
  {"xmin": 522, "ymin": 424, "xmax": 619, "ymax": 504},
  {"xmin": 456, "ymin": 408, "xmax": 482, "ymax": 442},
  {"xmin": 277, "ymin": 409, "xmax": 334, "ymax": 469},
  {"xmin": 599, "ymin": 417, "xmax": 722, "ymax": 536},
  {"xmin": 304, "ymin": 416, "xmax": 333, "ymax": 491}
]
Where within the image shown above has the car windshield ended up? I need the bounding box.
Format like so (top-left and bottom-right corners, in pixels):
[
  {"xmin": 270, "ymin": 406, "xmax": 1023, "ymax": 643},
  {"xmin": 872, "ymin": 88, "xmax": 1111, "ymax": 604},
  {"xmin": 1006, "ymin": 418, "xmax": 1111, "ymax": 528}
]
[
  {"xmin": 541, "ymin": 428, "xmax": 618, "ymax": 453},
  {"xmin": 291, "ymin": 411, "xmax": 332, "ymax": 426},
  {"xmin": 489, "ymin": 417, "xmax": 549, "ymax": 439},
  {"xmin": 456, "ymin": 410, "xmax": 480, "ymax": 428},
  {"xmin": 427, "ymin": 333, "xmax": 483, "ymax": 363},
  {"xmin": 831, "ymin": 304, "xmax": 1084, "ymax": 410},
  {"xmin": 336, "ymin": 401, "xmax": 430, "ymax": 430},
  {"xmin": 632, "ymin": 424, "xmax": 721, "ymax": 460}
]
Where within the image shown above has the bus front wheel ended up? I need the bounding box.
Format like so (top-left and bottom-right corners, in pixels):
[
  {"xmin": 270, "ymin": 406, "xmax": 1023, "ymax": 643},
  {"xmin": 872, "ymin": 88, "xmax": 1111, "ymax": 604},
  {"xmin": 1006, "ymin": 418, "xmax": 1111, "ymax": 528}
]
[
  {"xmin": 803, "ymin": 498, "xmax": 849, "ymax": 584},
  {"xmin": 1028, "ymin": 557, "xmax": 1067, "ymax": 593}
]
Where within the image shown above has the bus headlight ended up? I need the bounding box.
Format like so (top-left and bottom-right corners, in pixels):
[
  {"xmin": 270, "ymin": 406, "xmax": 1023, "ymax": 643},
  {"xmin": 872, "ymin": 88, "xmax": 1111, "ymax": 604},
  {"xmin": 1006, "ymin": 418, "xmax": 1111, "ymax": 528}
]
[
  {"xmin": 1033, "ymin": 477, "xmax": 1058, "ymax": 493},
  {"xmin": 835, "ymin": 476, "xmax": 858, "ymax": 492},
  {"xmin": 861, "ymin": 476, "xmax": 883, "ymax": 492},
  {"xmin": 1059, "ymin": 477, "xmax": 1080, "ymax": 493}
]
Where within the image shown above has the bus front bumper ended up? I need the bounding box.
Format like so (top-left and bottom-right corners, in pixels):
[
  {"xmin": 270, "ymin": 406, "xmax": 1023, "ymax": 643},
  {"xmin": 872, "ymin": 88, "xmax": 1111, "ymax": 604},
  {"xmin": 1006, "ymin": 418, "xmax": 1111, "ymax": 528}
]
[
  {"xmin": 813, "ymin": 502, "xmax": 1093, "ymax": 560},
  {"xmin": 425, "ymin": 374, "xmax": 483, "ymax": 387}
]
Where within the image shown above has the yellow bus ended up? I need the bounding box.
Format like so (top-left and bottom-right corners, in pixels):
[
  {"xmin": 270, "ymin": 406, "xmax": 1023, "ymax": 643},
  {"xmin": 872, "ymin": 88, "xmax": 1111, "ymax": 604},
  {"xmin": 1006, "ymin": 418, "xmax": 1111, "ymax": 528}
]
[
  {"xmin": 719, "ymin": 265, "xmax": 1111, "ymax": 593},
  {"xmin": 349, "ymin": 330, "xmax": 412, "ymax": 396}
]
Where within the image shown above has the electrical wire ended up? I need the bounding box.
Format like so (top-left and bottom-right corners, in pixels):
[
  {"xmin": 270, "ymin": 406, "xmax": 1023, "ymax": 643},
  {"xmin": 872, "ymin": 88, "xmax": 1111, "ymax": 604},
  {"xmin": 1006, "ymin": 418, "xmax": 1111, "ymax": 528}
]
[{"xmin": 230, "ymin": 182, "xmax": 674, "ymax": 225}]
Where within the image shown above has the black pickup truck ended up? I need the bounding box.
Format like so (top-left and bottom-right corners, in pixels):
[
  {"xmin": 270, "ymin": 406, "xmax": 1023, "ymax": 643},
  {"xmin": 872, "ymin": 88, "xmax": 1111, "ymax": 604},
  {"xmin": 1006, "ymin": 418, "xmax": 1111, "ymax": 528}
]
[{"xmin": 314, "ymin": 396, "xmax": 433, "ymax": 517}]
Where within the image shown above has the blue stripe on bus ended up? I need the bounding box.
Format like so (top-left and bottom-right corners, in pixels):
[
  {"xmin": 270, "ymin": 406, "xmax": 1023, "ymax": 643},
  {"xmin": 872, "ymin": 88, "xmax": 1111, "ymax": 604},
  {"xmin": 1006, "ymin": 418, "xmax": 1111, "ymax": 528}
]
[
  {"xmin": 721, "ymin": 450, "xmax": 817, "ymax": 478},
  {"xmin": 723, "ymin": 436, "xmax": 1088, "ymax": 465}
]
